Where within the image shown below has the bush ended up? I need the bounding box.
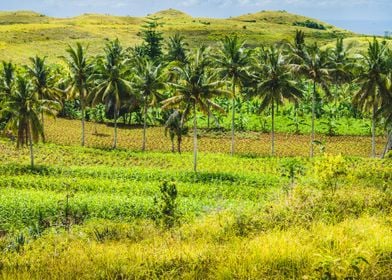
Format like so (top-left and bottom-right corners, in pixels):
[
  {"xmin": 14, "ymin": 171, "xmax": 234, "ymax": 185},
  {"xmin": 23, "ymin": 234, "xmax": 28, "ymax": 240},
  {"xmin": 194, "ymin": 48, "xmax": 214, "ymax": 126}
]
[
  {"xmin": 154, "ymin": 181, "xmax": 179, "ymax": 229},
  {"xmin": 314, "ymin": 154, "xmax": 348, "ymax": 193},
  {"xmin": 293, "ymin": 20, "xmax": 326, "ymax": 30}
]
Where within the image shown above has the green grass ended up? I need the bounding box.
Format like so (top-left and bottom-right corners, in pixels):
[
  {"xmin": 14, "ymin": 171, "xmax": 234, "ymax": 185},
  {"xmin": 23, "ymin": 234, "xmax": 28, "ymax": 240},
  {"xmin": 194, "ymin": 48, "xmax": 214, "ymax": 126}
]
[
  {"xmin": 0, "ymin": 138, "xmax": 391, "ymax": 278},
  {"xmin": 0, "ymin": 9, "xmax": 369, "ymax": 64}
]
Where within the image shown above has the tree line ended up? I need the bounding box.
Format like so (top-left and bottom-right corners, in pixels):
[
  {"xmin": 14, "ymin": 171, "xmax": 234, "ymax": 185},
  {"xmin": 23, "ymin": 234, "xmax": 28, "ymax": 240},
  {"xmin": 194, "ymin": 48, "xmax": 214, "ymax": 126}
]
[{"xmin": 0, "ymin": 18, "xmax": 391, "ymax": 171}]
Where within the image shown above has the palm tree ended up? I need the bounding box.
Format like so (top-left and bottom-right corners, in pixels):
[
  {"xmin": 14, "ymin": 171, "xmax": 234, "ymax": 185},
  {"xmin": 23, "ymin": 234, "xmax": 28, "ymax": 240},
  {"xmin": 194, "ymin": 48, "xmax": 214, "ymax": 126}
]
[
  {"xmin": 253, "ymin": 46, "xmax": 302, "ymax": 156},
  {"xmin": 382, "ymin": 50, "xmax": 392, "ymax": 157},
  {"xmin": 0, "ymin": 76, "xmax": 59, "ymax": 167},
  {"xmin": 0, "ymin": 61, "xmax": 14, "ymax": 98},
  {"xmin": 166, "ymin": 34, "xmax": 189, "ymax": 64},
  {"xmin": 162, "ymin": 47, "xmax": 227, "ymax": 172},
  {"xmin": 380, "ymin": 97, "xmax": 392, "ymax": 157},
  {"xmin": 65, "ymin": 43, "xmax": 93, "ymax": 147},
  {"xmin": 215, "ymin": 35, "xmax": 251, "ymax": 155},
  {"xmin": 90, "ymin": 39, "xmax": 132, "ymax": 149},
  {"xmin": 285, "ymin": 30, "xmax": 306, "ymax": 63},
  {"xmin": 328, "ymin": 38, "xmax": 354, "ymax": 103},
  {"xmin": 27, "ymin": 56, "xmax": 59, "ymax": 141},
  {"xmin": 0, "ymin": 62, "xmax": 15, "ymax": 131},
  {"xmin": 353, "ymin": 38, "xmax": 389, "ymax": 157},
  {"xmin": 290, "ymin": 42, "xmax": 331, "ymax": 157},
  {"xmin": 133, "ymin": 58, "xmax": 165, "ymax": 151}
]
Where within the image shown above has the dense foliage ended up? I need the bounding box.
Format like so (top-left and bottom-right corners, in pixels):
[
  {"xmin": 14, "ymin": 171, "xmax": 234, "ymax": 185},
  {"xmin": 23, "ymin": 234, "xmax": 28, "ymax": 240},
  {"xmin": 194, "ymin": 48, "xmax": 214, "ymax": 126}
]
[
  {"xmin": 1, "ymin": 25, "xmax": 391, "ymax": 169},
  {"xmin": 293, "ymin": 20, "xmax": 326, "ymax": 30}
]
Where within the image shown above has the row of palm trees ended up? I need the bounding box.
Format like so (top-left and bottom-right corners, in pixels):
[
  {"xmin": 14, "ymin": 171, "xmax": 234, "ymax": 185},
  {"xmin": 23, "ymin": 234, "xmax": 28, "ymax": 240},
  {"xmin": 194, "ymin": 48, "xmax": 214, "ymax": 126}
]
[{"xmin": 0, "ymin": 31, "xmax": 391, "ymax": 171}]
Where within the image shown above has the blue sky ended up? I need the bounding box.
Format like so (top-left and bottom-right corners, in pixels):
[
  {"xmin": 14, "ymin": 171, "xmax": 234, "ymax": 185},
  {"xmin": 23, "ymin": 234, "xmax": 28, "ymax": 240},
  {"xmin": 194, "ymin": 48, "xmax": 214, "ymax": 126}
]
[{"xmin": 0, "ymin": 0, "xmax": 391, "ymax": 35}]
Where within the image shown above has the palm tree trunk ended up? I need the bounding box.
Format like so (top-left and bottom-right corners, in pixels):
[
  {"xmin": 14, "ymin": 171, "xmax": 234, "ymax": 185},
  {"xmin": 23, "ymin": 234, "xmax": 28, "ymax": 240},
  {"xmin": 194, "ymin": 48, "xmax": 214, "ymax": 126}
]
[
  {"xmin": 382, "ymin": 131, "xmax": 392, "ymax": 158},
  {"xmin": 207, "ymin": 103, "xmax": 210, "ymax": 129},
  {"xmin": 177, "ymin": 135, "xmax": 182, "ymax": 154},
  {"xmin": 231, "ymin": 77, "xmax": 236, "ymax": 156},
  {"xmin": 113, "ymin": 109, "xmax": 118, "ymax": 149},
  {"xmin": 193, "ymin": 103, "xmax": 198, "ymax": 173},
  {"xmin": 310, "ymin": 81, "xmax": 316, "ymax": 157},
  {"xmin": 28, "ymin": 125, "xmax": 34, "ymax": 168},
  {"xmin": 142, "ymin": 99, "xmax": 147, "ymax": 152},
  {"xmin": 371, "ymin": 104, "xmax": 377, "ymax": 157},
  {"xmin": 81, "ymin": 97, "xmax": 85, "ymax": 147},
  {"xmin": 41, "ymin": 111, "xmax": 45, "ymax": 143},
  {"xmin": 271, "ymin": 100, "xmax": 275, "ymax": 156}
]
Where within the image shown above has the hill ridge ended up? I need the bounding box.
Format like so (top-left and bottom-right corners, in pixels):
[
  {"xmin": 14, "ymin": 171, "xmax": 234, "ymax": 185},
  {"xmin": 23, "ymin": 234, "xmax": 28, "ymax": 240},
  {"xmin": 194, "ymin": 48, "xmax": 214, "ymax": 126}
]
[{"xmin": 0, "ymin": 8, "xmax": 366, "ymax": 64}]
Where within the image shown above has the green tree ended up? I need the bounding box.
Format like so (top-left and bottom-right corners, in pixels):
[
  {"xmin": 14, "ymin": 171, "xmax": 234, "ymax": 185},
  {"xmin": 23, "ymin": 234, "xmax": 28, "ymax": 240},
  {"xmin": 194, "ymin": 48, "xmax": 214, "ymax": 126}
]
[
  {"xmin": 166, "ymin": 33, "xmax": 189, "ymax": 64},
  {"xmin": 382, "ymin": 50, "xmax": 392, "ymax": 157},
  {"xmin": 353, "ymin": 38, "xmax": 389, "ymax": 157},
  {"xmin": 138, "ymin": 17, "xmax": 164, "ymax": 62},
  {"xmin": 0, "ymin": 62, "xmax": 15, "ymax": 128},
  {"xmin": 27, "ymin": 56, "xmax": 60, "ymax": 141},
  {"xmin": 133, "ymin": 58, "xmax": 165, "ymax": 151},
  {"xmin": 291, "ymin": 43, "xmax": 331, "ymax": 157},
  {"xmin": 91, "ymin": 39, "xmax": 132, "ymax": 149},
  {"xmin": 65, "ymin": 43, "xmax": 93, "ymax": 147},
  {"xmin": 0, "ymin": 61, "xmax": 14, "ymax": 99},
  {"xmin": 215, "ymin": 35, "xmax": 251, "ymax": 155},
  {"xmin": 380, "ymin": 98, "xmax": 392, "ymax": 157},
  {"xmin": 0, "ymin": 76, "xmax": 59, "ymax": 167},
  {"xmin": 163, "ymin": 47, "xmax": 227, "ymax": 172},
  {"xmin": 253, "ymin": 46, "xmax": 302, "ymax": 155},
  {"xmin": 328, "ymin": 38, "xmax": 354, "ymax": 104},
  {"xmin": 285, "ymin": 30, "xmax": 306, "ymax": 63}
]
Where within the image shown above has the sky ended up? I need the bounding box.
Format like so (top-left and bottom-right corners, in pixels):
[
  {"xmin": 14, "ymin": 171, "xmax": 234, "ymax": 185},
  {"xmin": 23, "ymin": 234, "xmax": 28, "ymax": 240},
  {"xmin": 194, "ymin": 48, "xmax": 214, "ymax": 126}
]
[{"xmin": 0, "ymin": 0, "xmax": 391, "ymax": 35}]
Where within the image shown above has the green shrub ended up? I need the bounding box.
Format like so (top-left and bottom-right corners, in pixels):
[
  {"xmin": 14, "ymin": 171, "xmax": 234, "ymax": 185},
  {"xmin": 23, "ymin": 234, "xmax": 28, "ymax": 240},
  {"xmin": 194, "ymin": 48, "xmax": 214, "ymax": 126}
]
[
  {"xmin": 154, "ymin": 181, "xmax": 179, "ymax": 228},
  {"xmin": 293, "ymin": 20, "xmax": 326, "ymax": 30}
]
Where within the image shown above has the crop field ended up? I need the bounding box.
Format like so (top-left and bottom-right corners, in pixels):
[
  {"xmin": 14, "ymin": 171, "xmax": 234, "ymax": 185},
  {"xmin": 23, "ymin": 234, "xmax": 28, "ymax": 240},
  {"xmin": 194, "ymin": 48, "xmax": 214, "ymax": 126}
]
[
  {"xmin": 41, "ymin": 117, "xmax": 386, "ymax": 158},
  {"xmin": 0, "ymin": 134, "xmax": 391, "ymax": 279}
]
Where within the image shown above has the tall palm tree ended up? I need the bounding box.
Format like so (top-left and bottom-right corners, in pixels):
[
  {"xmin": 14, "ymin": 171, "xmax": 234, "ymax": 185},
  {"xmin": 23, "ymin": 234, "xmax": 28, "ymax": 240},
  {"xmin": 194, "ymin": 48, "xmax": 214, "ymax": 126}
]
[
  {"xmin": 133, "ymin": 58, "xmax": 165, "ymax": 151},
  {"xmin": 65, "ymin": 43, "xmax": 93, "ymax": 147},
  {"xmin": 0, "ymin": 61, "xmax": 14, "ymax": 98},
  {"xmin": 0, "ymin": 62, "xmax": 15, "ymax": 130},
  {"xmin": 166, "ymin": 34, "xmax": 189, "ymax": 64},
  {"xmin": 382, "ymin": 50, "xmax": 392, "ymax": 157},
  {"xmin": 328, "ymin": 38, "xmax": 354, "ymax": 103},
  {"xmin": 0, "ymin": 76, "xmax": 59, "ymax": 167},
  {"xmin": 162, "ymin": 47, "xmax": 228, "ymax": 172},
  {"xmin": 27, "ymin": 56, "xmax": 59, "ymax": 141},
  {"xmin": 253, "ymin": 46, "xmax": 302, "ymax": 156},
  {"xmin": 353, "ymin": 38, "xmax": 389, "ymax": 157},
  {"xmin": 290, "ymin": 43, "xmax": 331, "ymax": 157},
  {"xmin": 285, "ymin": 30, "xmax": 306, "ymax": 63},
  {"xmin": 215, "ymin": 35, "xmax": 251, "ymax": 155},
  {"xmin": 329, "ymin": 38, "xmax": 354, "ymax": 82},
  {"xmin": 379, "ymin": 97, "xmax": 392, "ymax": 157},
  {"xmin": 90, "ymin": 39, "xmax": 132, "ymax": 149}
]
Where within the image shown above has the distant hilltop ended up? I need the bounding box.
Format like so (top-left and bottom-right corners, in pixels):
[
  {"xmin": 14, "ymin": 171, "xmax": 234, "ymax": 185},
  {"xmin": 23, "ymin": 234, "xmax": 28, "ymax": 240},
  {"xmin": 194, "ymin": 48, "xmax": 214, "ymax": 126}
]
[{"xmin": 0, "ymin": 8, "xmax": 382, "ymax": 63}]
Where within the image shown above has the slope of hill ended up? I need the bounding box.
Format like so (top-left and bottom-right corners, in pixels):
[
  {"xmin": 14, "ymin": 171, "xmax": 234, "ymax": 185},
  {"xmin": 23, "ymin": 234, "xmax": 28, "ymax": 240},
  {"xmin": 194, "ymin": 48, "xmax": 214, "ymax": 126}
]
[{"xmin": 0, "ymin": 9, "xmax": 359, "ymax": 63}]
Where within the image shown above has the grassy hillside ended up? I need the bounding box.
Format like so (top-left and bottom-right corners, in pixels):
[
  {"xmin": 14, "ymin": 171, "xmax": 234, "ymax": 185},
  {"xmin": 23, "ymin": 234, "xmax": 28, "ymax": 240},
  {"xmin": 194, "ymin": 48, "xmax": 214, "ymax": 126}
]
[{"xmin": 0, "ymin": 9, "xmax": 360, "ymax": 63}]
